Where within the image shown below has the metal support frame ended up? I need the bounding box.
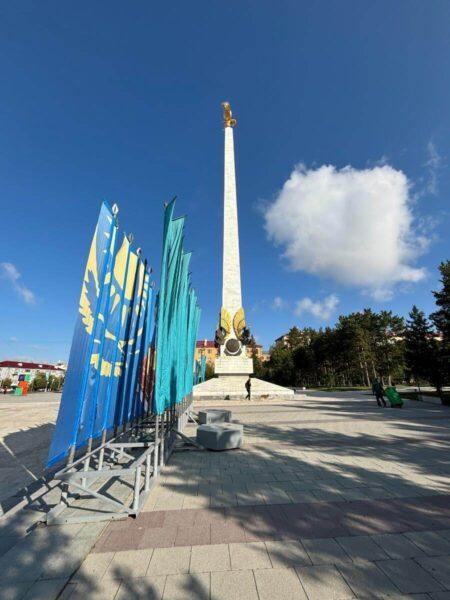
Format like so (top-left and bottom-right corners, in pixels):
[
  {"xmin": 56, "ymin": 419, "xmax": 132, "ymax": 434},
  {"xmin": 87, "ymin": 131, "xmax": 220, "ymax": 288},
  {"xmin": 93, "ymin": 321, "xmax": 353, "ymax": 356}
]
[{"xmin": 46, "ymin": 395, "xmax": 193, "ymax": 524}]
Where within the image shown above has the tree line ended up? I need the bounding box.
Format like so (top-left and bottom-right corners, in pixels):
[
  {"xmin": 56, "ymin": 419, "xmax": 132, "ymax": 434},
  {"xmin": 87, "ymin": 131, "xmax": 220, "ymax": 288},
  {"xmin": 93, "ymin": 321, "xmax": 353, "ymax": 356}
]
[{"xmin": 254, "ymin": 261, "xmax": 450, "ymax": 394}]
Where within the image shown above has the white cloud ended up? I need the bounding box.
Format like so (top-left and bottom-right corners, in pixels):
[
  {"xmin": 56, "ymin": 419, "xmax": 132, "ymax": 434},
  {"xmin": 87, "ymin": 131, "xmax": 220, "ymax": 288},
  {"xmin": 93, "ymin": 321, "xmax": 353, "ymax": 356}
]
[
  {"xmin": 295, "ymin": 294, "xmax": 339, "ymax": 320},
  {"xmin": 264, "ymin": 164, "xmax": 428, "ymax": 299},
  {"xmin": 272, "ymin": 296, "xmax": 288, "ymax": 310},
  {"xmin": 425, "ymin": 141, "xmax": 443, "ymax": 195},
  {"xmin": 367, "ymin": 288, "xmax": 394, "ymax": 302},
  {"xmin": 0, "ymin": 262, "xmax": 36, "ymax": 304}
]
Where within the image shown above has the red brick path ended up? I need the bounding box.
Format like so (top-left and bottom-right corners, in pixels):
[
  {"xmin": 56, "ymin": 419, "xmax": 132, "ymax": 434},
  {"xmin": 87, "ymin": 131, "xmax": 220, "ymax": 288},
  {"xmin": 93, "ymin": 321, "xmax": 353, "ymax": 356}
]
[{"xmin": 92, "ymin": 493, "xmax": 450, "ymax": 553}]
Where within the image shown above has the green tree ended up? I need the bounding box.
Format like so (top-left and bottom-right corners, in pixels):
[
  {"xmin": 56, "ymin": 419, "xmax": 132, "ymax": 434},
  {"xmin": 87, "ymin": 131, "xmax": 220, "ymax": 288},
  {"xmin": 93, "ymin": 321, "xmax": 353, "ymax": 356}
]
[
  {"xmin": 32, "ymin": 372, "xmax": 47, "ymax": 391},
  {"xmin": 430, "ymin": 260, "xmax": 450, "ymax": 392},
  {"xmin": 247, "ymin": 340, "xmax": 268, "ymax": 379},
  {"xmin": 404, "ymin": 306, "xmax": 434, "ymax": 386},
  {"xmin": 1, "ymin": 377, "xmax": 12, "ymax": 391},
  {"xmin": 50, "ymin": 376, "xmax": 63, "ymax": 391},
  {"xmin": 373, "ymin": 311, "xmax": 405, "ymax": 386},
  {"xmin": 266, "ymin": 342, "xmax": 295, "ymax": 387},
  {"xmin": 205, "ymin": 362, "xmax": 215, "ymax": 381},
  {"xmin": 292, "ymin": 344, "xmax": 316, "ymax": 387}
]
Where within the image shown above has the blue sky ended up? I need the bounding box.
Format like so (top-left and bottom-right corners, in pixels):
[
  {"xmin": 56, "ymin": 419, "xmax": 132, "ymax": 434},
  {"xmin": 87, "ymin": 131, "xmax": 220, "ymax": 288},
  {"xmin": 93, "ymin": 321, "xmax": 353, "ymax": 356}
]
[{"xmin": 1, "ymin": 1, "xmax": 449, "ymax": 362}]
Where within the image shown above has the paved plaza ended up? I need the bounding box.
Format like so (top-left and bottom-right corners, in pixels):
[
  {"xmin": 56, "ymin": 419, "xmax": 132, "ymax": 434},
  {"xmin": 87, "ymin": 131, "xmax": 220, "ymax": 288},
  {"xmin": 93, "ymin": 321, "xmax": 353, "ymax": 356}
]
[
  {"xmin": 0, "ymin": 392, "xmax": 60, "ymax": 511},
  {"xmin": 1, "ymin": 391, "xmax": 450, "ymax": 599}
]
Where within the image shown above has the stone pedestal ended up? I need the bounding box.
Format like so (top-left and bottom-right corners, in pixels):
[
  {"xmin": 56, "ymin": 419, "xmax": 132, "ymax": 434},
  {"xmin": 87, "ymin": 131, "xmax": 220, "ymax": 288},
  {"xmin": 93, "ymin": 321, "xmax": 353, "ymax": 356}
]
[
  {"xmin": 193, "ymin": 375, "xmax": 294, "ymax": 400},
  {"xmin": 214, "ymin": 355, "xmax": 253, "ymax": 375}
]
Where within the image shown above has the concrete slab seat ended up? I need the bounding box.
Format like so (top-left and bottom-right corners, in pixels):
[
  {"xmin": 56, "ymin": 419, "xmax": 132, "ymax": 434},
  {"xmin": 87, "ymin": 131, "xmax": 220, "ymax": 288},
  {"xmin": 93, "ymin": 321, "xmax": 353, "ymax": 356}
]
[
  {"xmin": 197, "ymin": 423, "xmax": 244, "ymax": 451},
  {"xmin": 198, "ymin": 409, "xmax": 232, "ymax": 424}
]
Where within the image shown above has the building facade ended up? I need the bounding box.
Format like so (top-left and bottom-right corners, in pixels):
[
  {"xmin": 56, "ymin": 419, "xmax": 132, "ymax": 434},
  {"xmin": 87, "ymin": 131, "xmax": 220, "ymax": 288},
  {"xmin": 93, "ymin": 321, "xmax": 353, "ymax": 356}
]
[{"xmin": 0, "ymin": 361, "xmax": 65, "ymax": 386}]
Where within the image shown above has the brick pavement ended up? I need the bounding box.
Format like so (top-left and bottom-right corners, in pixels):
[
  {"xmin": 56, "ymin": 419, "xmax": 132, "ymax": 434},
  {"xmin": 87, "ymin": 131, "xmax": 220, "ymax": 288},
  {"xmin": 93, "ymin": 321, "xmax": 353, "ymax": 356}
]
[{"xmin": 3, "ymin": 391, "xmax": 450, "ymax": 599}]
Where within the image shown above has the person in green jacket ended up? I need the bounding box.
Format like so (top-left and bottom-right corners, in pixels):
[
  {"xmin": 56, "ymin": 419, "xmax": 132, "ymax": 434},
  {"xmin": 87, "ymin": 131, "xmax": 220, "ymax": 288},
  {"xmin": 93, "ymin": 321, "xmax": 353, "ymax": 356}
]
[{"xmin": 372, "ymin": 379, "xmax": 387, "ymax": 407}]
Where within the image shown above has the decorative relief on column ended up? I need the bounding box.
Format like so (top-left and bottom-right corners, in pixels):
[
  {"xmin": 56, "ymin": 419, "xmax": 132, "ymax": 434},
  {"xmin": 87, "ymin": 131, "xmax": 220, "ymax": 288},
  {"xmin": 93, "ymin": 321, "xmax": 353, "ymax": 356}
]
[{"xmin": 233, "ymin": 308, "xmax": 246, "ymax": 339}]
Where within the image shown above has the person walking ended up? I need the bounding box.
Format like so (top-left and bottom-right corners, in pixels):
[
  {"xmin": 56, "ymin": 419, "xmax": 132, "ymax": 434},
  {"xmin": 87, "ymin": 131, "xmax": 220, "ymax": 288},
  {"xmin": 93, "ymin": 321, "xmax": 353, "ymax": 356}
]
[
  {"xmin": 372, "ymin": 379, "xmax": 387, "ymax": 407},
  {"xmin": 245, "ymin": 376, "xmax": 252, "ymax": 400}
]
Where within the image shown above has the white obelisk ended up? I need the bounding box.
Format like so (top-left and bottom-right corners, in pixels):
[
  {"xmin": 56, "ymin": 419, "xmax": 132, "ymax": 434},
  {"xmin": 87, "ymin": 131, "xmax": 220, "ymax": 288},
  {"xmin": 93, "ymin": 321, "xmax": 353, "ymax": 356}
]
[
  {"xmin": 192, "ymin": 102, "xmax": 294, "ymax": 399},
  {"xmin": 222, "ymin": 124, "xmax": 242, "ymax": 319},
  {"xmin": 214, "ymin": 102, "xmax": 253, "ymax": 377}
]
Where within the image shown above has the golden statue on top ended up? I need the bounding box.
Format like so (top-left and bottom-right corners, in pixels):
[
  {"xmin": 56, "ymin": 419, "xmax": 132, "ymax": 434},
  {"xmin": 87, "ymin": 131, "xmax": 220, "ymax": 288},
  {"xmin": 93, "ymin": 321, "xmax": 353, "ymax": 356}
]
[{"xmin": 222, "ymin": 101, "xmax": 237, "ymax": 128}]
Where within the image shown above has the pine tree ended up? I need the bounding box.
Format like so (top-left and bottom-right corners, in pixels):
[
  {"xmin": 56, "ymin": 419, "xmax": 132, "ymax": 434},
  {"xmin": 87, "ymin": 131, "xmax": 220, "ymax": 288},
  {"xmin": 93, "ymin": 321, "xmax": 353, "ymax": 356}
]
[
  {"xmin": 430, "ymin": 260, "xmax": 450, "ymax": 392},
  {"xmin": 404, "ymin": 305, "xmax": 433, "ymax": 386}
]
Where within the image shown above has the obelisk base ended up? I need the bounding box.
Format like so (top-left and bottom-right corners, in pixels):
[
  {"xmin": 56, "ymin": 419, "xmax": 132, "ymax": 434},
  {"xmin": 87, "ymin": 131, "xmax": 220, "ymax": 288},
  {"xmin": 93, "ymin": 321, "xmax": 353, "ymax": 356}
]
[
  {"xmin": 193, "ymin": 375, "xmax": 294, "ymax": 400},
  {"xmin": 214, "ymin": 355, "xmax": 253, "ymax": 375}
]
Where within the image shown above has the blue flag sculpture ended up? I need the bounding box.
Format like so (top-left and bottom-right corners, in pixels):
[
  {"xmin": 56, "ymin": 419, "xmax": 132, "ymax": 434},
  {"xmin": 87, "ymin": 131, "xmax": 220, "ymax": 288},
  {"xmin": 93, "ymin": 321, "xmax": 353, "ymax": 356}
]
[
  {"xmin": 48, "ymin": 199, "xmax": 200, "ymax": 467},
  {"xmin": 47, "ymin": 203, "xmax": 154, "ymax": 467}
]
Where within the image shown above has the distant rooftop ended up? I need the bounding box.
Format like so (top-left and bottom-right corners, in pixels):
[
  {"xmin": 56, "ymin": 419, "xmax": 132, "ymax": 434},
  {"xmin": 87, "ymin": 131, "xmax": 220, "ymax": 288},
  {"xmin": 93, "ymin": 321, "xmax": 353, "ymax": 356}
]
[{"xmin": 0, "ymin": 360, "xmax": 65, "ymax": 371}]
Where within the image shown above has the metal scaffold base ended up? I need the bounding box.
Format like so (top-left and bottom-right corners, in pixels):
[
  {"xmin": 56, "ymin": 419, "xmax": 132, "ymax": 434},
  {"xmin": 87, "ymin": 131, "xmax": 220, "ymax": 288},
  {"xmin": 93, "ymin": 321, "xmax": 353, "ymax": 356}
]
[{"xmin": 45, "ymin": 396, "xmax": 195, "ymax": 525}]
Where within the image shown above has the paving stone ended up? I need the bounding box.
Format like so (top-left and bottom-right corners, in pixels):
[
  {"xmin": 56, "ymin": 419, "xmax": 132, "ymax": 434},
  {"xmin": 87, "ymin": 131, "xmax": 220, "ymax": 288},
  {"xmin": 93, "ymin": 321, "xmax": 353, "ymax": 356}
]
[
  {"xmin": 211, "ymin": 569, "xmax": 259, "ymax": 600},
  {"xmin": 21, "ymin": 578, "xmax": 68, "ymax": 600},
  {"xmin": 336, "ymin": 535, "xmax": 390, "ymax": 561},
  {"xmin": 416, "ymin": 555, "xmax": 450, "ymax": 588},
  {"xmin": 98, "ymin": 527, "xmax": 145, "ymax": 552},
  {"xmin": 404, "ymin": 531, "xmax": 450, "ymax": 556},
  {"xmin": 154, "ymin": 495, "xmax": 184, "ymax": 511},
  {"xmin": 103, "ymin": 549, "xmax": 153, "ymax": 579},
  {"xmin": 371, "ymin": 534, "xmax": 427, "ymax": 559},
  {"xmin": 115, "ymin": 575, "xmax": 166, "ymax": 599},
  {"xmin": 182, "ymin": 496, "xmax": 210, "ymax": 509},
  {"xmin": 161, "ymin": 509, "xmax": 196, "ymax": 528},
  {"xmin": 163, "ymin": 572, "xmax": 210, "ymax": 599},
  {"xmin": 72, "ymin": 551, "xmax": 114, "ymax": 581},
  {"xmin": 174, "ymin": 526, "xmax": 211, "ymax": 547},
  {"xmin": 61, "ymin": 578, "xmax": 122, "ymax": 599},
  {"xmin": 138, "ymin": 527, "xmax": 177, "ymax": 549},
  {"xmin": 210, "ymin": 523, "xmax": 247, "ymax": 544},
  {"xmin": 265, "ymin": 540, "xmax": 311, "ymax": 567},
  {"xmin": 339, "ymin": 488, "xmax": 371, "ymax": 501},
  {"xmin": 296, "ymin": 564, "xmax": 355, "ymax": 599},
  {"xmin": 338, "ymin": 561, "xmax": 402, "ymax": 598},
  {"xmin": 312, "ymin": 489, "xmax": 345, "ymax": 502},
  {"xmin": 0, "ymin": 536, "xmax": 20, "ymax": 559},
  {"xmin": 147, "ymin": 546, "xmax": 191, "ymax": 576},
  {"xmin": 288, "ymin": 491, "xmax": 317, "ymax": 503},
  {"xmin": 0, "ymin": 579, "xmax": 34, "ymax": 600},
  {"xmin": 261, "ymin": 490, "xmax": 292, "ymax": 505},
  {"xmin": 377, "ymin": 559, "xmax": 445, "ymax": 594},
  {"xmin": 236, "ymin": 491, "xmax": 264, "ymax": 505},
  {"xmin": 229, "ymin": 541, "xmax": 272, "ymax": 570},
  {"xmin": 302, "ymin": 537, "xmax": 352, "ymax": 565},
  {"xmin": 254, "ymin": 567, "xmax": 308, "ymax": 600},
  {"xmin": 189, "ymin": 543, "xmax": 230, "ymax": 572},
  {"xmin": 430, "ymin": 592, "xmax": 450, "ymax": 599}
]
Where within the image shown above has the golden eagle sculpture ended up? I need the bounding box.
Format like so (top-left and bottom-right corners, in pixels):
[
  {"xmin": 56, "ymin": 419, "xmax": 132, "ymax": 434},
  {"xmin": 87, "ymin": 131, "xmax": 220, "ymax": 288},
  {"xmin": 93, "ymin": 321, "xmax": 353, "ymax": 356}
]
[{"xmin": 222, "ymin": 101, "xmax": 237, "ymax": 128}]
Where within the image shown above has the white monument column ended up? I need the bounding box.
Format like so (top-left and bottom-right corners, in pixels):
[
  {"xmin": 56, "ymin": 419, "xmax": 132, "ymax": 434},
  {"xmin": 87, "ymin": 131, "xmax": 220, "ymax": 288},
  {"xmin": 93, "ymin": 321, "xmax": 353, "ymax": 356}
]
[
  {"xmin": 192, "ymin": 102, "xmax": 294, "ymax": 399},
  {"xmin": 222, "ymin": 125, "xmax": 242, "ymax": 319},
  {"xmin": 214, "ymin": 102, "xmax": 253, "ymax": 376}
]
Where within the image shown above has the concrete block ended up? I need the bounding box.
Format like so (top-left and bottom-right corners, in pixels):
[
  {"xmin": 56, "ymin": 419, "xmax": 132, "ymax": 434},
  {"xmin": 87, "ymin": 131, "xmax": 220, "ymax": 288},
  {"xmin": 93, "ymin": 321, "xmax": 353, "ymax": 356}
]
[
  {"xmin": 197, "ymin": 424, "xmax": 243, "ymax": 451},
  {"xmin": 198, "ymin": 409, "xmax": 232, "ymax": 425}
]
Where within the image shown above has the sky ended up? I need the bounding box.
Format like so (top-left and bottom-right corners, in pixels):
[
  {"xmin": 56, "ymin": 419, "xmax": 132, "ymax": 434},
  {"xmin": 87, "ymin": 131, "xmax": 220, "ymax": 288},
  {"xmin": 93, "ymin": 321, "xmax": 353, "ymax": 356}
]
[{"xmin": 1, "ymin": 1, "xmax": 449, "ymax": 362}]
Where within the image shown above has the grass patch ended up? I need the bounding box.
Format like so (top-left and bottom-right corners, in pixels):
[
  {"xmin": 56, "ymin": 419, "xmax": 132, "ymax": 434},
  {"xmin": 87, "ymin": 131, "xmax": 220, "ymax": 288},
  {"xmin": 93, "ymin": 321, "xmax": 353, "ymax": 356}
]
[
  {"xmin": 399, "ymin": 390, "xmax": 450, "ymax": 405},
  {"xmin": 309, "ymin": 386, "xmax": 370, "ymax": 392}
]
